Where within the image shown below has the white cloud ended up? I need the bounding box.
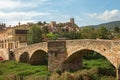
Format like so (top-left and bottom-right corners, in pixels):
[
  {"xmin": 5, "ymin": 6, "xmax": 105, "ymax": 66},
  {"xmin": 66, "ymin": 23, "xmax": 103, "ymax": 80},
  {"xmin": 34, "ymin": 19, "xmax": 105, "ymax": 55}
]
[
  {"xmin": 6, "ymin": 20, "xmax": 36, "ymax": 27},
  {"xmin": 0, "ymin": 0, "xmax": 49, "ymax": 10},
  {"xmin": 75, "ymin": 16, "xmax": 83, "ymax": 21},
  {"xmin": 88, "ymin": 9, "xmax": 120, "ymax": 21},
  {"xmin": 0, "ymin": 11, "xmax": 51, "ymax": 26},
  {"xmin": 0, "ymin": 0, "xmax": 20, "ymax": 9}
]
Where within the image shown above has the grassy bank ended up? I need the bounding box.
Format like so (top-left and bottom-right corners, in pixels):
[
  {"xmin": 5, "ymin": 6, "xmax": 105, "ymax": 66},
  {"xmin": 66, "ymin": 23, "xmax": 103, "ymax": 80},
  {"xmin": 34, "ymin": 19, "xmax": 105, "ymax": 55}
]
[
  {"xmin": 0, "ymin": 58, "xmax": 116, "ymax": 80},
  {"xmin": 0, "ymin": 60, "xmax": 50, "ymax": 80}
]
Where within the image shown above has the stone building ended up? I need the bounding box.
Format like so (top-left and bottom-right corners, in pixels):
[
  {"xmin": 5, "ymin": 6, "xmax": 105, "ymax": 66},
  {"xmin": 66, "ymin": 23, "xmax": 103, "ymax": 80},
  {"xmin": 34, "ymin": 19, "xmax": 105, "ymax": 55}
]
[
  {"xmin": 0, "ymin": 23, "xmax": 6, "ymax": 30},
  {"xmin": 0, "ymin": 18, "xmax": 79, "ymax": 49},
  {"xmin": 0, "ymin": 23, "xmax": 31, "ymax": 50},
  {"xmin": 45, "ymin": 18, "xmax": 80, "ymax": 33}
]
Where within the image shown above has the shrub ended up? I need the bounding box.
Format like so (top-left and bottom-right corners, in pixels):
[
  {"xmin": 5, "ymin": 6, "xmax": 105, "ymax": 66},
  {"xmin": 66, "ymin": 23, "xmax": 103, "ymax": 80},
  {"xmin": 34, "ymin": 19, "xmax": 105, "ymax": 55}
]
[
  {"xmin": 98, "ymin": 67, "xmax": 116, "ymax": 76},
  {"xmin": 2, "ymin": 74, "xmax": 24, "ymax": 80},
  {"xmin": 25, "ymin": 76, "xmax": 49, "ymax": 80},
  {"xmin": 59, "ymin": 71, "xmax": 75, "ymax": 80},
  {"xmin": 49, "ymin": 72, "xmax": 60, "ymax": 80}
]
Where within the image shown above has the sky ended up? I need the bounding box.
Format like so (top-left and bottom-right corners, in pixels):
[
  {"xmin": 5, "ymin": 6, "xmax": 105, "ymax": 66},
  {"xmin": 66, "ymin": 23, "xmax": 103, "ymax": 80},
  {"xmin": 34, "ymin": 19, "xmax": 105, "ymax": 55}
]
[{"xmin": 0, "ymin": 0, "xmax": 120, "ymax": 27}]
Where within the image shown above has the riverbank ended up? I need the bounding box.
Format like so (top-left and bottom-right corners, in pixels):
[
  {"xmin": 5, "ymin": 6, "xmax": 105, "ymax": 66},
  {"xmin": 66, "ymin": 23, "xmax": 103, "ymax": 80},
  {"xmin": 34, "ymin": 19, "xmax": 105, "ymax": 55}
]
[{"xmin": 0, "ymin": 58, "xmax": 116, "ymax": 80}]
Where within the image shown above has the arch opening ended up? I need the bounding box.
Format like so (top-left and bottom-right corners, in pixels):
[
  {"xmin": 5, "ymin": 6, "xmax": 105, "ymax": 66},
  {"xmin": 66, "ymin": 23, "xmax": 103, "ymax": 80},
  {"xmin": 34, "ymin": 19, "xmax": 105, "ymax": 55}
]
[
  {"xmin": 19, "ymin": 52, "xmax": 29, "ymax": 63},
  {"xmin": 61, "ymin": 49, "xmax": 116, "ymax": 78},
  {"xmin": 30, "ymin": 50, "xmax": 48, "ymax": 65},
  {"xmin": 9, "ymin": 51, "xmax": 15, "ymax": 60}
]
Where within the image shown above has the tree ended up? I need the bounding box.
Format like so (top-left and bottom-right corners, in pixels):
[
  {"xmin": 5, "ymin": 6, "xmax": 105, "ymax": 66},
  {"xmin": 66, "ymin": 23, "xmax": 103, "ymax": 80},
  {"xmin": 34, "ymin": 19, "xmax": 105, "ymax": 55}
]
[
  {"xmin": 80, "ymin": 27, "xmax": 97, "ymax": 39},
  {"xmin": 37, "ymin": 21, "xmax": 42, "ymax": 25},
  {"xmin": 42, "ymin": 26, "xmax": 49, "ymax": 34},
  {"xmin": 114, "ymin": 26, "xmax": 119, "ymax": 33},
  {"xmin": 27, "ymin": 25, "xmax": 42, "ymax": 44},
  {"xmin": 96, "ymin": 26, "xmax": 108, "ymax": 39},
  {"xmin": 43, "ymin": 21, "xmax": 47, "ymax": 25},
  {"xmin": 60, "ymin": 31, "xmax": 81, "ymax": 39},
  {"xmin": 46, "ymin": 32, "xmax": 58, "ymax": 40},
  {"xmin": 68, "ymin": 32, "xmax": 81, "ymax": 39}
]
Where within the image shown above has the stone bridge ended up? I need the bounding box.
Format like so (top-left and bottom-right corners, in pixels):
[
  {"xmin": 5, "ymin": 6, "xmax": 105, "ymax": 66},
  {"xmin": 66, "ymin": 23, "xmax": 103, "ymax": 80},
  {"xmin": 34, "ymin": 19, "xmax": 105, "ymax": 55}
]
[
  {"xmin": 13, "ymin": 42, "xmax": 48, "ymax": 65},
  {"xmin": 1, "ymin": 39, "xmax": 120, "ymax": 79}
]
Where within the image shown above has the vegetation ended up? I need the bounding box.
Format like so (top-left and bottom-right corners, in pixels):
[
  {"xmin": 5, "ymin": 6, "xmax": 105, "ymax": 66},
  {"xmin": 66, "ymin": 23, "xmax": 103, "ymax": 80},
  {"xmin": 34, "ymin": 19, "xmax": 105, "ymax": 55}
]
[
  {"xmin": 60, "ymin": 31, "xmax": 81, "ymax": 39},
  {"xmin": 0, "ymin": 61, "xmax": 50, "ymax": 80},
  {"xmin": 46, "ymin": 32, "xmax": 59, "ymax": 40},
  {"xmin": 80, "ymin": 21, "xmax": 120, "ymax": 39},
  {"xmin": 96, "ymin": 26, "xmax": 109, "ymax": 39},
  {"xmin": 26, "ymin": 20, "xmax": 120, "ymax": 44},
  {"xmin": 50, "ymin": 52, "xmax": 116, "ymax": 80},
  {"xmin": 27, "ymin": 25, "xmax": 42, "ymax": 44},
  {"xmin": 0, "ymin": 52, "xmax": 116, "ymax": 80},
  {"xmin": 22, "ymin": 20, "xmax": 119, "ymax": 79},
  {"xmin": 88, "ymin": 21, "xmax": 120, "ymax": 30},
  {"xmin": 80, "ymin": 27, "xmax": 97, "ymax": 39}
]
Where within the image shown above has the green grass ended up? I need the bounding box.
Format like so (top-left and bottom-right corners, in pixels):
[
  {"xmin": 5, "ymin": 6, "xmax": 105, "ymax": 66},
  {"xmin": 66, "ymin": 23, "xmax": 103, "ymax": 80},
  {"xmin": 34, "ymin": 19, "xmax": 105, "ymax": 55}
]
[
  {"xmin": 83, "ymin": 58, "xmax": 113, "ymax": 69},
  {"xmin": 0, "ymin": 60, "xmax": 50, "ymax": 80},
  {"xmin": 0, "ymin": 57, "xmax": 116, "ymax": 80},
  {"xmin": 83, "ymin": 58, "xmax": 116, "ymax": 79}
]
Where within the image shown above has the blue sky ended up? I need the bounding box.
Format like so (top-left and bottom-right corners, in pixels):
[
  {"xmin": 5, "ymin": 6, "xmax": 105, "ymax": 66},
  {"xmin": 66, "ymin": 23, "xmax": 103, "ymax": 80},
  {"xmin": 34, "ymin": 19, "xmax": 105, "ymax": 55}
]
[{"xmin": 0, "ymin": 0, "xmax": 120, "ymax": 27}]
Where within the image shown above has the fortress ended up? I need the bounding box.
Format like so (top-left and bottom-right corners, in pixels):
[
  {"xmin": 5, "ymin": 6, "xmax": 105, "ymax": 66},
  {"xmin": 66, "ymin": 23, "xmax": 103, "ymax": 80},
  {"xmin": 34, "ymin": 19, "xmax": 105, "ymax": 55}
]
[{"xmin": 47, "ymin": 18, "xmax": 79, "ymax": 33}]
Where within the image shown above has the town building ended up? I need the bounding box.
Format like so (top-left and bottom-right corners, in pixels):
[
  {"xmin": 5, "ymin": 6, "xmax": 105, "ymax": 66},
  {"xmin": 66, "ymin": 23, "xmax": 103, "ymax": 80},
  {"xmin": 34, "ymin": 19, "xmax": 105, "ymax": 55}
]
[
  {"xmin": 45, "ymin": 18, "xmax": 80, "ymax": 33},
  {"xmin": 0, "ymin": 23, "xmax": 31, "ymax": 50},
  {"xmin": 0, "ymin": 18, "xmax": 80, "ymax": 49}
]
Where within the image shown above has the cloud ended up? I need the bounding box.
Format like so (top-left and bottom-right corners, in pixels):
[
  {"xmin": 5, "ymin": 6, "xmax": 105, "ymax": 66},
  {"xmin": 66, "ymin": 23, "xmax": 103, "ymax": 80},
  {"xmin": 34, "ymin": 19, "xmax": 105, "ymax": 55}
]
[
  {"xmin": 6, "ymin": 20, "xmax": 36, "ymax": 27},
  {"xmin": 75, "ymin": 16, "xmax": 83, "ymax": 21},
  {"xmin": 0, "ymin": 0, "xmax": 49, "ymax": 10},
  {"xmin": 0, "ymin": 11, "xmax": 51, "ymax": 26},
  {"xmin": 88, "ymin": 9, "xmax": 120, "ymax": 21}
]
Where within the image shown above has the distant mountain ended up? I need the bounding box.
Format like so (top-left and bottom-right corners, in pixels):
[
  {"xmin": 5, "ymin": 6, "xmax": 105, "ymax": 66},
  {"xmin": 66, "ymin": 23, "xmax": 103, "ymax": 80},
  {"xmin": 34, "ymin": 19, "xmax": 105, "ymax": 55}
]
[{"xmin": 82, "ymin": 21, "xmax": 120, "ymax": 30}]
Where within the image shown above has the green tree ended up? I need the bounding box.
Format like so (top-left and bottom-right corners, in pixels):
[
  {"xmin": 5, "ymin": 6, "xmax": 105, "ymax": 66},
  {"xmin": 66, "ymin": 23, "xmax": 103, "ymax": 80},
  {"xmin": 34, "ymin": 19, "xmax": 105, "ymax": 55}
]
[
  {"xmin": 46, "ymin": 32, "xmax": 58, "ymax": 40},
  {"xmin": 27, "ymin": 25, "xmax": 42, "ymax": 44},
  {"xmin": 43, "ymin": 21, "xmax": 47, "ymax": 25},
  {"xmin": 68, "ymin": 32, "xmax": 81, "ymax": 39},
  {"xmin": 37, "ymin": 21, "xmax": 42, "ymax": 25},
  {"xmin": 96, "ymin": 26, "xmax": 108, "ymax": 39},
  {"xmin": 42, "ymin": 26, "xmax": 49, "ymax": 34},
  {"xmin": 60, "ymin": 31, "xmax": 81, "ymax": 39},
  {"xmin": 80, "ymin": 27, "xmax": 97, "ymax": 39},
  {"xmin": 114, "ymin": 26, "xmax": 119, "ymax": 33}
]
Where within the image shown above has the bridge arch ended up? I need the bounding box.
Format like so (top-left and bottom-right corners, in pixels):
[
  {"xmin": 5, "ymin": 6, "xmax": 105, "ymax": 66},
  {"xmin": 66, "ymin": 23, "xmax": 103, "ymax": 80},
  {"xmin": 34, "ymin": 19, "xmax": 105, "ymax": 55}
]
[
  {"xmin": 62, "ymin": 49, "xmax": 115, "ymax": 71},
  {"xmin": 66, "ymin": 40, "xmax": 119, "ymax": 69},
  {"xmin": 30, "ymin": 50, "xmax": 48, "ymax": 65},
  {"xmin": 19, "ymin": 52, "xmax": 29, "ymax": 63}
]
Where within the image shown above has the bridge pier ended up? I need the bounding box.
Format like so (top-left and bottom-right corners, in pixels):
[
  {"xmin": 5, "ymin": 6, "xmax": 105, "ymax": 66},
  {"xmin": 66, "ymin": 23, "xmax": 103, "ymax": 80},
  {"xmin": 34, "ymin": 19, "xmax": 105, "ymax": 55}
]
[{"xmin": 48, "ymin": 41, "xmax": 67, "ymax": 72}]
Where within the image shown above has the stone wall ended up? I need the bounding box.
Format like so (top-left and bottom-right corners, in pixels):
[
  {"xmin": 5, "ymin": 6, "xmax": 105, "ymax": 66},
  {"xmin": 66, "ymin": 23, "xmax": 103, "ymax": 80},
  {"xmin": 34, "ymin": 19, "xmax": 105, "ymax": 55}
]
[
  {"xmin": 48, "ymin": 41, "xmax": 67, "ymax": 71},
  {"xmin": 0, "ymin": 48, "xmax": 9, "ymax": 60}
]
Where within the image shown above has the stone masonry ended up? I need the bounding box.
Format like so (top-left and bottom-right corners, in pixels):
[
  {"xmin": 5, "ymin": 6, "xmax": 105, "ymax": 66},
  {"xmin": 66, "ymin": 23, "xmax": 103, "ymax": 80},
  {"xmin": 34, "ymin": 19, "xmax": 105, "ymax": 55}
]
[{"xmin": 1, "ymin": 39, "xmax": 120, "ymax": 80}]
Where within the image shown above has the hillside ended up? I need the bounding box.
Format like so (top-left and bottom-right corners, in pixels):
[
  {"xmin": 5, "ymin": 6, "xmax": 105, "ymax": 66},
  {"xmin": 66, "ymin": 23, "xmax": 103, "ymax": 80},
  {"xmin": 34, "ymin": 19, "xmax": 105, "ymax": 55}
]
[{"xmin": 82, "ymin": 21, "xmax": 120, "ymax": 30}]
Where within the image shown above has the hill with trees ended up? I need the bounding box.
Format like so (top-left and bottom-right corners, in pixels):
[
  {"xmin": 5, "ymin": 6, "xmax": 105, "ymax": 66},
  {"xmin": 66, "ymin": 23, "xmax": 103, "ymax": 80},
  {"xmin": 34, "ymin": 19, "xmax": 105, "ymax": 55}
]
[{"xmin": 87, "ymin": 21, "xmax": 120, "ymax": 30}]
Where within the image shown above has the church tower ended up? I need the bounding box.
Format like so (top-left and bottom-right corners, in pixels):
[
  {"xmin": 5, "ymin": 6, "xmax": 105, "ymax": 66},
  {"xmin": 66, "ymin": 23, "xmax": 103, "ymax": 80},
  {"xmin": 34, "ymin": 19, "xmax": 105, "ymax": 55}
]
[{"xmin": 70, "ymin": 18, "xmax": 74, "ymax": 27}]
